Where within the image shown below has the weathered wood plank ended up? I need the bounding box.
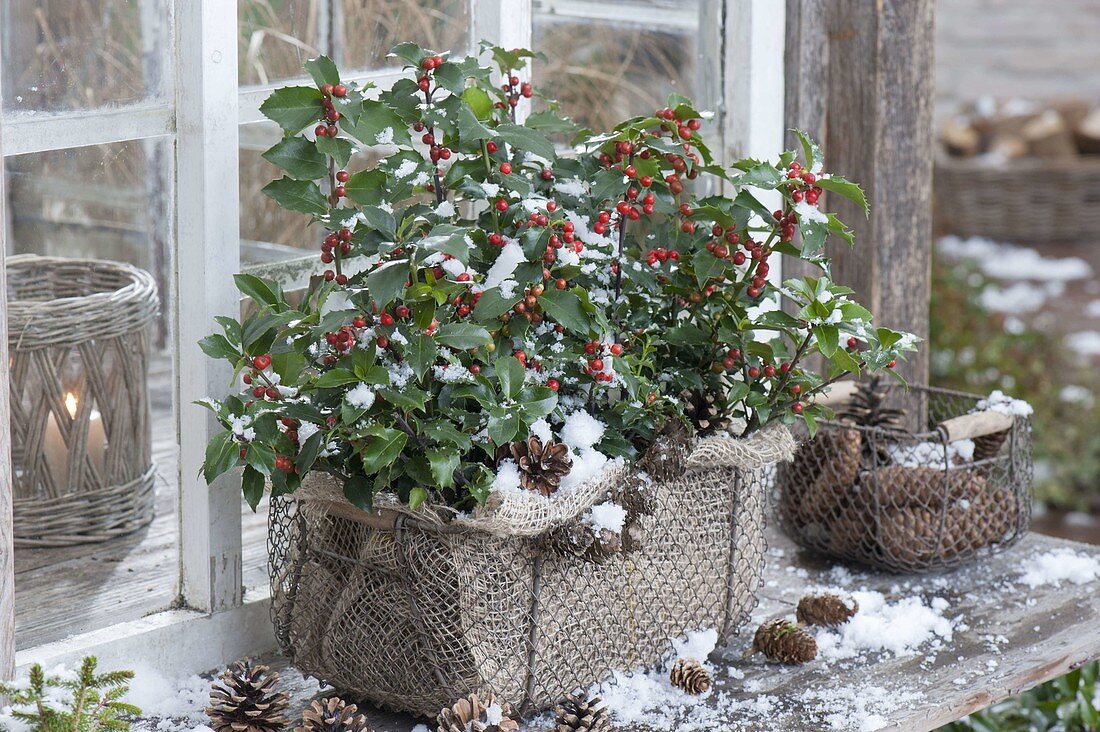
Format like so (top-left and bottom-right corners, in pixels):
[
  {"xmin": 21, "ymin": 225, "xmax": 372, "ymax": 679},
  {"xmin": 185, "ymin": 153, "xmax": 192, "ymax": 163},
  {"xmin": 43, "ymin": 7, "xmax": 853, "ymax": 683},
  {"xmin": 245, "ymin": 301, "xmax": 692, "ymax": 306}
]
[
  {"xmin": 823, "ymin": 0, "xmax": 934, "ymax": 398},
  {"xmin": 131, "ymin": 529, "xmax": 1100, "ymax": 731}
]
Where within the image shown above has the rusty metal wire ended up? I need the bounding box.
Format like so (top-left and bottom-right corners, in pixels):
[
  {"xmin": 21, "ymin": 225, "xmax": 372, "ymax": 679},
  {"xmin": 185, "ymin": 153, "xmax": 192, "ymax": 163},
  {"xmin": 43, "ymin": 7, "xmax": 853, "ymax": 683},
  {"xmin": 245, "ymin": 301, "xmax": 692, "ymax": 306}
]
[
  {"xmin": 267, "ymin": 430, "xmax": 792, "ymax": 718},
  {"xmin": 774, "ymin": 384, "xmax": 1032, "ymax": 573}
]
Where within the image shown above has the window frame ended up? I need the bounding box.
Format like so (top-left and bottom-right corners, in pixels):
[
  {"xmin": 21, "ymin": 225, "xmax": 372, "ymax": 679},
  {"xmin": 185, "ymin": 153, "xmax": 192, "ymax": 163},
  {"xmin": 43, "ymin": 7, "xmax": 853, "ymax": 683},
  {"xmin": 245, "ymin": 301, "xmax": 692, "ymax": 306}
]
[{"xmin": 0, "ymin": 0, "xmax": 784, "ymax": 677}]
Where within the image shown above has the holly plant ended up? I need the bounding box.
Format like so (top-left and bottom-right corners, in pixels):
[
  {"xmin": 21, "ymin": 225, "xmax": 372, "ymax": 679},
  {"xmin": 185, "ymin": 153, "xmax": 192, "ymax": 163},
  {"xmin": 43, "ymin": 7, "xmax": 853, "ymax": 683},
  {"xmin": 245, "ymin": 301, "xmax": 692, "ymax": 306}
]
[{"xmin": 197, "ymin": 42, "xmax": 917, "ymax": 513}]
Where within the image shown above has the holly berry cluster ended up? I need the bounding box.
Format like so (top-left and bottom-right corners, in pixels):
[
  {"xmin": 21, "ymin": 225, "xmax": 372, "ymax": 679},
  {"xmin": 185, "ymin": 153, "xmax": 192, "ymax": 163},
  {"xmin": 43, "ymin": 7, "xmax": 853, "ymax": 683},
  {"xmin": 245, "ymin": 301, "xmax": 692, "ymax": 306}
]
[{"xmin": 199, "ymin": 42, "xmax": 916, "ymax": 511}]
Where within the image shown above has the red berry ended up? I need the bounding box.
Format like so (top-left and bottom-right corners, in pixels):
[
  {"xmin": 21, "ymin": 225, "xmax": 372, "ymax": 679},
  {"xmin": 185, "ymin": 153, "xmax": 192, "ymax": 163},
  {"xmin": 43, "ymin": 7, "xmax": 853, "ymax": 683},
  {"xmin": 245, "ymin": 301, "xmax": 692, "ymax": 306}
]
[
  {"xmin": 888, "ymin": 360, "xmax": 897, "ymax": 369},
  {"xmin": 486, "ymin": 141, "xmax": 498, "ymax": 153},
  {"xmin": 547, "ymin": 378, "xmax": 560, "ymax": 391},
  {"xmin": 379, "ymin": 312, "xmax": 394, "ymax": 326},
  {"xmin": 792, "ymin": 403, "xmax": 804, "ymax": 414},
  {"xmin": 321, "ymin": 83, "xmax": 334, "ymax": 95},
  {"xmin": 335, "ymin": 274, "xmax": 348, "ymax": 285},
  {"xmin": 332, "ymin": 84, "xmax": 347, "ymax": 97},
  {"xmin": 314, "ymin": 124, "xmax": 327, "ymax": 136},
  {"xmin": 457, "ymin": 272, "xmax": 471, "ymax": 282},
  {"xmin": 253, "ymin": 354, "xmax": 272, "ymax": 370},
  {"xmin": 469, "ymin": 363, "xmax": 481, "ymax": 375},
  {"xmin": 764, "ymin": 365, "xmax": 776, "ymax": 377},
  {"xmin": 496, "ymin": 199, "xmax": 508, "ymax": 212},
  {"xmin": 791, "ymin": 384, "xmax": 802, "ymax": 394},
  {"xmin": 336, "ymin": 170, "xmax": 350, "ymax": 183},
  {"xmin": 746, "ymin": 287, "xmax": 760, "ymax": 298},
  {"xmin": 334, "ymin": 185, "xmax": 346, "ymax": 197},
  {"xmin": 265, "ymin": 386, "xmax": 279, "ymax": 400},
  {"xmin": 540, "ymin": 168, "xmax": 553, "ymax": 181},
  {"xmin": 377, "ymin": 335, "xmax": 389, "ymax": 349},
  {"xmin": 590, "ymin": 359, "xmax": 604, "ymax": 371},
  {"xmin": 610, "ymin": 343, "xmax": 624, "ymax": 356},
  {"xmin": 324, "ymin": 270, "xmax": 335, "ymax": 281},
  {"xmin": 252, "ymin": 386, "xmax": 266, "ymax": 398},
  {"xmin": 395, "ymin": 305, "xmax": 410, "ymax": 318},
  {"xmin": 499, "ymin": 162, "xmax": 512, "ymax": 175},
  {"xmin": 847, "ymin": 337, "xmax": 858, "ymax": 349},
  {"xmin": 747, "ymin": 366, "xmax": 761, "ymax": 379}
]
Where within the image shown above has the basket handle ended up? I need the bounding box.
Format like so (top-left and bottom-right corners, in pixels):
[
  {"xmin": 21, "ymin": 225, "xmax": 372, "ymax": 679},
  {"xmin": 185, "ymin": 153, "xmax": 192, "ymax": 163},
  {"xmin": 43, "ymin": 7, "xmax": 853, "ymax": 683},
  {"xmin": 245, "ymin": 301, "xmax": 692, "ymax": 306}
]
[{"xmin": 938, "ymin": 411, "xmax": 1014, "ymax": 442}]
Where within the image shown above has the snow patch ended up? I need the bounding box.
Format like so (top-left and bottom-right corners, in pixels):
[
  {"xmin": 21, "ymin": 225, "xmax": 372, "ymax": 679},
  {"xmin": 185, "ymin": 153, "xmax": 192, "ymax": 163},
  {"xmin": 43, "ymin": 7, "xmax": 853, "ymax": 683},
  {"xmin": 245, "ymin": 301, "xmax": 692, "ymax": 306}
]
[
  {"xmin": 937, "ymin": 235, "xmax": 1093, "ymax": 281},
  {"xmin": 1019, "ymin": 550, "xmax": 1100, "ymax": 588},
  {"xmin": 583, "ymin": 501, "xmax": 627, "ymax": 534},
  {"xmin": 814, "ymin": 590, "xmax": 954, "ymax": 661},
  {"xmin": 1066, "ymin": 331, "xmax": 1100, "ymax": 357},
  {"xmin": 561, "ymin": 410, "xmax": 605, "ymax": 451},
  {"xmin": 976, "ymin": 390, "xmax": 1033, "ymax": 417},
  {"xmin": 345, "ymin": 384, "xmax": 376, "ymax": 409}
]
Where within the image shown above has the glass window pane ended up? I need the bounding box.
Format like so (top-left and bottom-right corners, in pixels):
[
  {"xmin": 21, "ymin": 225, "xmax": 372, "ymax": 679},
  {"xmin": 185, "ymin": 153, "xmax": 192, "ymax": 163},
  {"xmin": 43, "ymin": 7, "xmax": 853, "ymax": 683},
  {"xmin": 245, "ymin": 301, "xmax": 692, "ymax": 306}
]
[
  {"xmin": 1, "ymin": 0, "xmax": 172, "ymax": 112},
  {"xmin": 338, "ymin": 0, "xmax": 471, "ymax": 74},
  {"xmin": 533, "ymin": 16, "xmax": 697, "ymax": 133},
  {"xmin": 5, "ymin": 139, "xmax": 179, "ymax": 648},
  {"xmin": 239, "ymin": 0, "xmax": 323, "ymax": 86}
]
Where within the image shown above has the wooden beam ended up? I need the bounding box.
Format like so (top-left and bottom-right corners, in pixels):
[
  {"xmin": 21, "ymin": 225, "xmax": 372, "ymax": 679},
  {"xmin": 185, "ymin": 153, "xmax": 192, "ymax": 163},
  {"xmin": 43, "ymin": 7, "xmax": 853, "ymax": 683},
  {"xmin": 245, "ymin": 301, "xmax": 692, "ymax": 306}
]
[
  {"xmin": 174, "ymin": 0, "xmax": 244, "ymax": 613},
  {"xmin": 784, "ymin": 0, "xmax": 934, "ymax": 411},
  {"xmin": 825, "ymin": 0, "xmax": 934, "ymax": 388},
  {"xmin": 0, "ymin": 32, "xmax": 15, "ymax": 681}
]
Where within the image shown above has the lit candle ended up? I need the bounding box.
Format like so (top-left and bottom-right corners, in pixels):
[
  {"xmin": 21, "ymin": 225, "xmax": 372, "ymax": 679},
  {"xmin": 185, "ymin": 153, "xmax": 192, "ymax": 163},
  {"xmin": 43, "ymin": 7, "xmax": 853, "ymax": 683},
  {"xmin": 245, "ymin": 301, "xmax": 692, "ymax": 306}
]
[{"xmin": 42, "ymin": 392, "xmax": 107, "ymax": 492}]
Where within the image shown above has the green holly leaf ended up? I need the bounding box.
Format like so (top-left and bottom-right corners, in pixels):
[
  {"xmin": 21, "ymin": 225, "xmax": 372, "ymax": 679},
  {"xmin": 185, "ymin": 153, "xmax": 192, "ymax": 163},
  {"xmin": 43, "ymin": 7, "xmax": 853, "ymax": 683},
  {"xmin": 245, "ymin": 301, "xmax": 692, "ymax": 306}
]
[
  {"xmin": 203, "ymin": 431, "xmax": 239, "ymax": 484},
  {"xmin": 198, "ymin": 334, "xmax": 240, "ymax": 363},
  {"xmin": 389, "ymin": 41, "xmax": 431, "ymax": 68},
  {"xmin": 343, "ymin": 474, "xmax": 374, "ymax": 512},
  {"xmin": 241, "ymin": 465, "xmax": 265, "ymax": 510},
  {"xmin": 359, "ymin": 426, "xmax": 407, "ymax": 473},
  {"xmin": 494, "ymin": 356, "xmax": 525, "ymax": 400},
  {"xmin": 462, "ymin": 86, "xmax": 494, "ymax": 121},
  {"xmin": 538, "ymin": 287, "xmax": 592, "ymax": 336},
  {"xmin": 262, "ymin": 136, "xmax": 328, "ymax": 180},
  {"xmin": 426, "ymin": 448, "xmax": 460, "ymax": 489},
  {"xmin": 816, "ymin": 175, "xmax": 868, "ymax": 216},
  {"xmin": 525, "ymin": 110, "xmax": 579, "ymax": 134},
  {"xmin": 495, "ymin": 123, "xmax": 556, "ymax": 161},
  {"xmin": 813, "ymin": 324, "xmax": 839, "ymax": 358},
  {"xmin": 345, "ymin": 100, "xmax": 410, "ymax": 147},
  {"xmin": 364, "ymin": 259, "xmax": 410, "ymax": 307},
  {"xmin": 262, "ymin": 177, "xmax": 329, "ymax": 216},
  {"xmin": 344, "ymin": 168, "xmax": 387, "ymax": 206},
  {"xmin": 233, "ymin": 274, "xmax": 284, "ymax": 309},
  {"xmin": 408, "ymin": 485, "xmax": 429, "ymax": 509},
  {"xmin": 361, "ymin": 206, "xmax": 397, "ymax": 239},
  {"xmin": 487, "ymin": 409, "xmax": 522, "ymax": 445},
  {"xmin": 792, "ymin": 128, "xmax": 822, "ymax": 170},
  {"xmin": 404, "ymin": 332, "xmax": 438, "ymax": 381},
  {"xmin": 378, "ymin": 386, "xmax": 429, "ymax": 412},
  {"xmin": 435, "ymin": 323, "xmax": 492, "ymax": 350},
  {"xmin": 260, "ymin": 86, "xmax": 323, "ymax": 132},
  {"xmin": 315, "ymin": 368, "xmax": 359, "ymax": 388},
  {"xmin": 315, "ymin": 135, "xmax": 354, "ymax": 167},
  {"xmin": 296, "ymin": 430, "xmax": 324, "ymax": 473},
  {"xmin": 304, "ymin": 55, "xmax": 340, "ymax": 87},
  {"xmin": 472, "ymin": 287, "xmax": 519, "ymax": 323}
]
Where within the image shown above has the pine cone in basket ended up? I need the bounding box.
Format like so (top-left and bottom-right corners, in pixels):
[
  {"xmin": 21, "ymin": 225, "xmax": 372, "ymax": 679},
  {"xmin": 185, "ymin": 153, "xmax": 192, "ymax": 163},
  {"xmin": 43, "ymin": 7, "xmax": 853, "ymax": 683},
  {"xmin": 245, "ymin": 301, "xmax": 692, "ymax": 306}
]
[
  {"xmin": 296, "ymin": 697, "xmax": 371, "ymax": 732},
  {"xmin": 436, "ymin": 692, "xmax": 519, "ymax": 732},
  {"xmin": 781, "ymin": 428, "xmax": 862, "ymax": 518},
  {"xmin": 838, "ymin": 376, "xmax": 907, "ymax": 465},
  {"xmin": 972, "ymin": 429, "xmax": 1009, "ymax": 461},
  {"xmin": 638, "ymin": 419, "xmax": 693, "ymax": 481},
  {"xmin": 545, "ymin": 476, "xmax": 655, "ymax": 561},
  {"xmin": 508, "ymin": 436, "xmax": 572, "ymax": 497},
  {"xmin": 206, "ymin": 660, "xmax": 290, "ymax": 732},
  {"xmin": 751, "ymin": 619, "xmax": 818, "ymax": 664},
  {"xmin": 669, "ymin": 658, "xmax": 712, "ymax": 695},
  {"xmin": 796, "ymin": 592, "xmax": 859, "ymax": 627},
  {"xmin": 554, "ymin": 693, "xmax": 612, "ymax": 732},
  {"xmin": 878, "ymin": 489, "xmax": 1017, "ymax": 565},
  {"xmin": 681, "ymin": 387, "xmax": 729, "ymax": 435},
  {"xmin": 866, "ymin": 466, "xmax": 986, "ymax": 509}
]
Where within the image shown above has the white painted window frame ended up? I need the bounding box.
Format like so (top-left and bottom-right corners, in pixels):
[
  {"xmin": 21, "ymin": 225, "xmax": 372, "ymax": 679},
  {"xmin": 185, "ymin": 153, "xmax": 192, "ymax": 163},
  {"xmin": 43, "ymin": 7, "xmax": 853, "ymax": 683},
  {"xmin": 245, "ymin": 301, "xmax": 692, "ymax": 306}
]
[{"xmin": 0, "ymin": 0, "xmax": 784, "ymax": 679}]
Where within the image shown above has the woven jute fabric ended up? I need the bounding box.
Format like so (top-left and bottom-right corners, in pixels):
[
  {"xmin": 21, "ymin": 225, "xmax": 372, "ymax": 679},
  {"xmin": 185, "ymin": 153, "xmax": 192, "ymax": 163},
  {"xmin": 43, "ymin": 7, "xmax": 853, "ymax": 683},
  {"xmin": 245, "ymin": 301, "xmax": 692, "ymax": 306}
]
[
  {"xmin": 774, "ymin": 385, "xmax": 1032, "ymax": 573},
  {"xmin": 268, "ymin": 426, "xmax": 793, "ymax": 717},
  {"xmin": 6, "ymin": 255, "xmax": 158, "ymax": 546}
]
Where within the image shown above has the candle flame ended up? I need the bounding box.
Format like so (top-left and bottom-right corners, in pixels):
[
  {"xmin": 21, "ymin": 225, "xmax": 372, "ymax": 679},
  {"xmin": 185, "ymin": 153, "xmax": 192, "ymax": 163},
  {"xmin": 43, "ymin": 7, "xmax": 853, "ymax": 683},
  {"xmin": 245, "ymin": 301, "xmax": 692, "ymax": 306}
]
[{"xmin": 65, "ymin": 392, "xmax": 78, "ymax": 420}]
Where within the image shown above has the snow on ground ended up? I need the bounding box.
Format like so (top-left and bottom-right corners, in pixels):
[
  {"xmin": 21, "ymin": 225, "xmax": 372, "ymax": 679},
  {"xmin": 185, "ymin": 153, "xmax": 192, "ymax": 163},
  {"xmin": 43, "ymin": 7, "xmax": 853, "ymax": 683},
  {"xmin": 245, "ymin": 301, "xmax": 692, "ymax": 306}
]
[
  {"xmin": 1019, "ymin": 550, "xmax": 1100, "ymax": 588},
  {"xmin": 1065, "ymin": 331, "xmax": 1100, "ymax": 357},
  {"xmin": 937, "ymin": 236, "xmax": 1093, "ymax": 282},
  {"xmin": 813, "ymin": 591, "xmax": 955, "ymax": 661}
]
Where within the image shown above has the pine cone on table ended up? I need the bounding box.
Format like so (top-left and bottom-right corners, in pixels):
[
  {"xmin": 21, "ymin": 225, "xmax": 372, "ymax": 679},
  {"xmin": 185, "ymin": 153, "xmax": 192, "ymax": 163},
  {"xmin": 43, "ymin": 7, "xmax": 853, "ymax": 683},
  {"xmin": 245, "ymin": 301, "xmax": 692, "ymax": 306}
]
[
  {"xmin": 296, "ymin": 697, "xmax": 371, "ymax": 732},
  {"xmin": 205, "ymin": 660, "xmax": 290, "ymax": 732},
  {"xmin": 554, "ymin": 693, "xmax": 612, "ymax": 731},
  {"xmin": 669, "ymin": 658, "xmax": 712, "ymax": 695},
  {"xmin": 751, "ymin": 619, "xmax": 818, "ymax": 664},
  {"xmin": 796, "ymin": 592, "xmax": 859, "ymax": 627},
  {"xmin": 436, "ymin": 692, "xmax": 519, "ymax": 732},
  {"xmin": 508, "ymin": 436, "xmax": 572, "ymax": 497}
]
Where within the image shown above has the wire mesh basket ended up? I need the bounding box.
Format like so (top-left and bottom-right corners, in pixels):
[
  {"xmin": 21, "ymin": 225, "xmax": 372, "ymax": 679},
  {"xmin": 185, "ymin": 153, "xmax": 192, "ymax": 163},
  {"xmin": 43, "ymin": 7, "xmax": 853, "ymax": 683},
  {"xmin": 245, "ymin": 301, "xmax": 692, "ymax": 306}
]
[
  {"xmin": 774, "ymin": 383, "xmax": 1032, "ymax": 573},
  {"xmin": 268, "ymin": 427, "xmax": 794, "ymax": 718}
]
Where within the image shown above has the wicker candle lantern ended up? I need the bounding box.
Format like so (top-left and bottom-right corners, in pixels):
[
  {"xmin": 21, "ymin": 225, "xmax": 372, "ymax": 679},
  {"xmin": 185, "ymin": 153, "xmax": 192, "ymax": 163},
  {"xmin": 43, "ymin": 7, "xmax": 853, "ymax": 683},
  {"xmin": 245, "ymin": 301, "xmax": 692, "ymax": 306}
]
[{"xmin": 6, "ymin": 255, "xmax": 159, "ymax": 547}]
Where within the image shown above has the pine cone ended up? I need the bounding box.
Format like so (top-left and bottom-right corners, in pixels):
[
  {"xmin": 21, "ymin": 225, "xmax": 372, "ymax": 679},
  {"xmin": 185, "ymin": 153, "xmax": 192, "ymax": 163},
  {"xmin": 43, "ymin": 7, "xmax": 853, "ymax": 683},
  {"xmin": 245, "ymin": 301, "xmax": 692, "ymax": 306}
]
[
  {"xmin": 751, "ymin": 619, "xmax": 818, "ymax": 664},
  {"xmin": 796, "ymin": 592, "xmax": 859, "ymax": 627},
  {"xmin": 971, "ymin": 430, "xmax": 1009, "ymax": 461},
  {"xmin": 638, "ymin": 419, "xmax": 693, "ymax": 480},
  {"xmin": 780, "ymin": 428, "xmax": 862, "ymax": 518},
  {"xmin": 436, "ymin": 692, "xmax": 519, "ymax": 732},
  {"xmin": 865, "ymin": 466, "xmax": 985, "ymax": 509},
  {"xmin": 837, "ymin": 376, "xmax": 907, "ymax": 432},
  {"xmin": 554, "ymin": 693, "xmax": 612, "ymax": 731},
  {"xmin": 296, "ymin": 697, "xmax": 371, "ymax": 732},
  {"xmin": 681, "ymin": 387, "xmax": 729, "ymax": 435},
  {"xmin": 878, "ymin": 488, "xmax": 1018, "ymax": 566},
  {"xmin": 509, "ymin": 436, "xmax": 572, "ymax": 496},
  {"xmin": 206, "ymin": 660, "xmax": 290, "ymax": 732},
  {"xmin": 669, "ymin": 658, "xmax": 712, "ymax": 695}
]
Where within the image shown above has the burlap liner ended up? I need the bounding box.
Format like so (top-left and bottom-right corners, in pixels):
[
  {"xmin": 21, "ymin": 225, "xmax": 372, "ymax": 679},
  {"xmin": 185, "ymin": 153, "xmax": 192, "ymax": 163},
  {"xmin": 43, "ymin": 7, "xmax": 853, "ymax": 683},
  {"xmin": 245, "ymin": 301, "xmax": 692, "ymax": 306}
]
[{"xmin": 269, "ymin": 426, "xmax": 794, "ymax": 718}]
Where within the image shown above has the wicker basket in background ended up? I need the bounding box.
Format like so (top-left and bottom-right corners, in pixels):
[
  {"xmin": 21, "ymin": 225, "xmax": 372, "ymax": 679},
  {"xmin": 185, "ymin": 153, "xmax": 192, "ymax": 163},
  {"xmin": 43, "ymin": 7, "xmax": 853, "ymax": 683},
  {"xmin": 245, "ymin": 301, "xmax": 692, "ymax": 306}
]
[
  {"xmin": 6, "ymin": 255, "xmax": 159, "ymax": 547},
  {"xmin": 934, "ymin": 149, "xmax": 1100, "ymax": 241},
  {"xmin": 774, "ymin": 383, "xmax": 1032, "ymax": 573}
]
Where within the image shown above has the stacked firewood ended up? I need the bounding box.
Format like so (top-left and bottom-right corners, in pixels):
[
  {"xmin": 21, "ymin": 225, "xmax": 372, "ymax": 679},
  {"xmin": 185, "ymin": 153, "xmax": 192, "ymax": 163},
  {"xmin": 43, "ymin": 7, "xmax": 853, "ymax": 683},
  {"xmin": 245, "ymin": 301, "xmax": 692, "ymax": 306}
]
[{"xmin": 940, "ymin": 98, "xmax": 1100, "ymax": 161}]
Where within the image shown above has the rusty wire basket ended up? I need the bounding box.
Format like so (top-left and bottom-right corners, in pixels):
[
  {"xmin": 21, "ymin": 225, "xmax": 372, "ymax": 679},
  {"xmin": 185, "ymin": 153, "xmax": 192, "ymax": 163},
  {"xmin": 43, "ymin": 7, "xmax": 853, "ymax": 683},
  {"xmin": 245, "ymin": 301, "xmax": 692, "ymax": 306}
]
[
  {"xmin": 774, "ymin": 383, "xmax": 1032, "ymax": 573},
  {"xmin": 268, "ymin": 427, "xmax": 794, "ymax": 718}
]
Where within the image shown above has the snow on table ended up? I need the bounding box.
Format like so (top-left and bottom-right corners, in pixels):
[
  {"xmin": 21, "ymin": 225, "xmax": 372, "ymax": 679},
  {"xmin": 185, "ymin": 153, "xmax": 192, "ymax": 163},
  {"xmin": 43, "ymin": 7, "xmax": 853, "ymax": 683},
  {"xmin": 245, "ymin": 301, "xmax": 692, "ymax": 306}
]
[{"xmin": 130, "ymin": 528, "xmax": 1100, "ymax": 732}]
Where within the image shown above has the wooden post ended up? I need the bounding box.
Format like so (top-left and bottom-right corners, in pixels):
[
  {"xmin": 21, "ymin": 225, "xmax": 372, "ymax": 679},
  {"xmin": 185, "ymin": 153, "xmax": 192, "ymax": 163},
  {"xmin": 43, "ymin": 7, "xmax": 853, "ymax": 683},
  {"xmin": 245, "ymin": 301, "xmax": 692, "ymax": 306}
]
[
  {"xmin": 175, "ymin": 0, "xmax": 244, "ymax": 613},
  {"xmin": 0, "ymin": 35, "xmax": 15, "ymax": 678},
  {"xmin": 784, "ymin": 0, "xmax": 934, "ymax": 416}
]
